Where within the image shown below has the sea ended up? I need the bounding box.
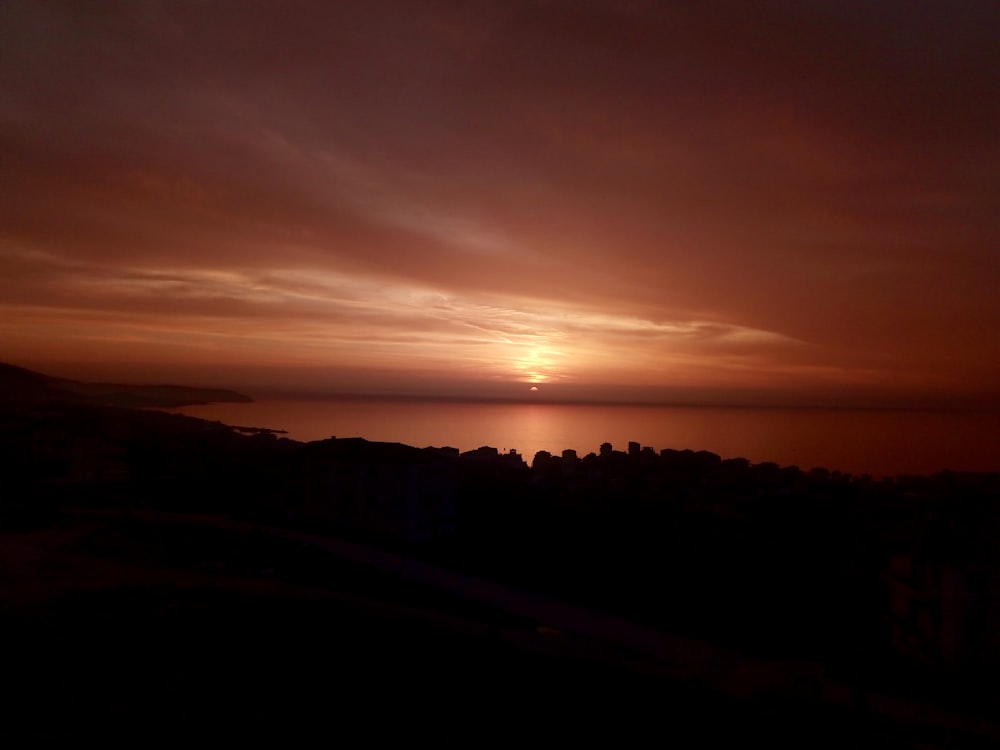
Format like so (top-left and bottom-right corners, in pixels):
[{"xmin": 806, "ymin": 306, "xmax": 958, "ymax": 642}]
[{"xmin": 170, "ymin": 398, "xmax": 1000, "ymax": 479}]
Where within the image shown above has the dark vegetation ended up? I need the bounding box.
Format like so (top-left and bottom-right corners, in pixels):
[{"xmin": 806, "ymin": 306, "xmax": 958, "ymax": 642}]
[{"xmin": 2, "ymin": 365, "xmax": 999, "ymax": 745}]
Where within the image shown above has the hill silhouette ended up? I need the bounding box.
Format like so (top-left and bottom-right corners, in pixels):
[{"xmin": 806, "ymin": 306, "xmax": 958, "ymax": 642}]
[
  {"xmin": 0, "ymin": 362, "xmax": 252, "ymax": 408},
  {"xmin": 2, "ymin": 365, "xmax": 999, "ymax": 745}
]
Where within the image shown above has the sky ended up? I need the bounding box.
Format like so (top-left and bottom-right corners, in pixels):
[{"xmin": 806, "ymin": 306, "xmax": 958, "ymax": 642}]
[{"xmin": 1, "ymin": 1, "xmax": 999, "ymax": 406}]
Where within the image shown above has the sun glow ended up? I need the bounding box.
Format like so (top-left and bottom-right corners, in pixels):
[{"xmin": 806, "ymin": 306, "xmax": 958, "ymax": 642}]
[
  {"xmin": 512, "ymin": 346, "xmax": 564, "ymax": 384},
  {"xmin": 0, "ymin": 250, "xmax": 809, "ymax": 393}
]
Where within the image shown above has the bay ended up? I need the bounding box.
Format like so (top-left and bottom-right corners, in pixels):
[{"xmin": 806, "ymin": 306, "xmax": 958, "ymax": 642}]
[{"xmin": 170, "ymin": 398, "xmax": 1000, "ymax": 478}]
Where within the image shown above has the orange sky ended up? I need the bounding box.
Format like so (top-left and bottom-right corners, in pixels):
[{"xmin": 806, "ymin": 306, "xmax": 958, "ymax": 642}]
[{"xmin": 1, "ymin": 1, "xmax": 998, "ymax": 406}]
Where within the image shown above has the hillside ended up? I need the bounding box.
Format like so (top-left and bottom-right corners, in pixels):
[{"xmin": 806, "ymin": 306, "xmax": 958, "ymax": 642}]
[{"xmin": 0, "ymin": 362, "xmax": 252, "ymax": 408}]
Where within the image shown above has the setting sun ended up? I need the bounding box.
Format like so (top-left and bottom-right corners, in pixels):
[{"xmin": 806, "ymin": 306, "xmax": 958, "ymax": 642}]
[{"xmin": 0, "ymin": 0, "xmax": 996, "ymax": 409}]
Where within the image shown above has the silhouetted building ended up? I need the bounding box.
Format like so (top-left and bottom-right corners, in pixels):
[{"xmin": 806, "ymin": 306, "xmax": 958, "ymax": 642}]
[
  {"xmin": 532, "ymin": 450, "xmax": 552, "ymax": 469},
  {"xmin": 463, "ymin": 446, "xmax": 499, "ymax": 459}
]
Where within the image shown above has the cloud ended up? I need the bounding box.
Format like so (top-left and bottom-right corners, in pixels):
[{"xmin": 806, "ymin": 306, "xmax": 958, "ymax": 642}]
[
  {"xmin": 1, "ymin": 241, "xmax": 831, "ymax": 398},
  {"xmin": 0, "ymin": 0, "xmax": 998, "ymax": 401}
]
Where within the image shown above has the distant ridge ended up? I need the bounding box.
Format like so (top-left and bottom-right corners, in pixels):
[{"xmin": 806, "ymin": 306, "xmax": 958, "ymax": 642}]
[{"xmin": 0, "ymin": 362, "xmax": 252, "ymax": 408}]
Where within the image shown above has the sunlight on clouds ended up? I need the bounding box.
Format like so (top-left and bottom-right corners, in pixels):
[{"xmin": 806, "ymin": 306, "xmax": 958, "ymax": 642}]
[
  {"xmin": 0, "ymin": 248, "xmax": 804, "ymax": 388},
  {"xmin": 511, "ymin": 345, "xmax": 567, "ymax": 384},
  {"xmin": 256, "ymin": 128, "xmax": 521, "ymax": 260}
]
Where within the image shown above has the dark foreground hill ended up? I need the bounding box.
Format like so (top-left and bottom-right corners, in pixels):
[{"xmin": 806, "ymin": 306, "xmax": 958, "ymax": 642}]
[
  {"xmin": 2, "ymin": 392, "xmax": 999, "ymax": 746},
  {"xmin": 0, "ymin": 362, "xmax": 252, "ymax": 408}
]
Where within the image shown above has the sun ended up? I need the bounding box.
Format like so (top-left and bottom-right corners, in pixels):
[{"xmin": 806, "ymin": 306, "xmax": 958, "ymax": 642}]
[{"xmin": 529, "ymin": 385, "xmax": 539, "ymax": 392}]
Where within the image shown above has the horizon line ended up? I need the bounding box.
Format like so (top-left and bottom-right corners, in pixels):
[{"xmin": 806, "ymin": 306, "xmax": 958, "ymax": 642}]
[{"xmin": 232, "ymin": 388, "xmax": 1000, "ymax": 414}]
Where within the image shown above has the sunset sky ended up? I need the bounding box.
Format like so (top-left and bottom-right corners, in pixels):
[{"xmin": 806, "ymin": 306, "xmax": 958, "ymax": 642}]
[{"xmin": 2, "ymin": 1, "xmax": 998, "ymax": 405}]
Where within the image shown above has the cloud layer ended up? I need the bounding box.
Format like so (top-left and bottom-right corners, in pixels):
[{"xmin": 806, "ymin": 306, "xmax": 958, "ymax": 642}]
[{"xmin": 1, "ymin": 1, "xmax": 998, "ymax": 403}]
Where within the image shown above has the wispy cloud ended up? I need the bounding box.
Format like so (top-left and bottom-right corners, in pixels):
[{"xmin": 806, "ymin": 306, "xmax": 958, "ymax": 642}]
[{"xmin": 1, "ymin": 1, "xmax": 998, "ymax": 400}]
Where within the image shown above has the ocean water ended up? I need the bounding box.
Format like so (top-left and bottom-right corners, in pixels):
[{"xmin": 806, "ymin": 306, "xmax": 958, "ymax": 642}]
[{"xmin": 170, "ymin": 398, "xmax": 1000, "ymax": 478}]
